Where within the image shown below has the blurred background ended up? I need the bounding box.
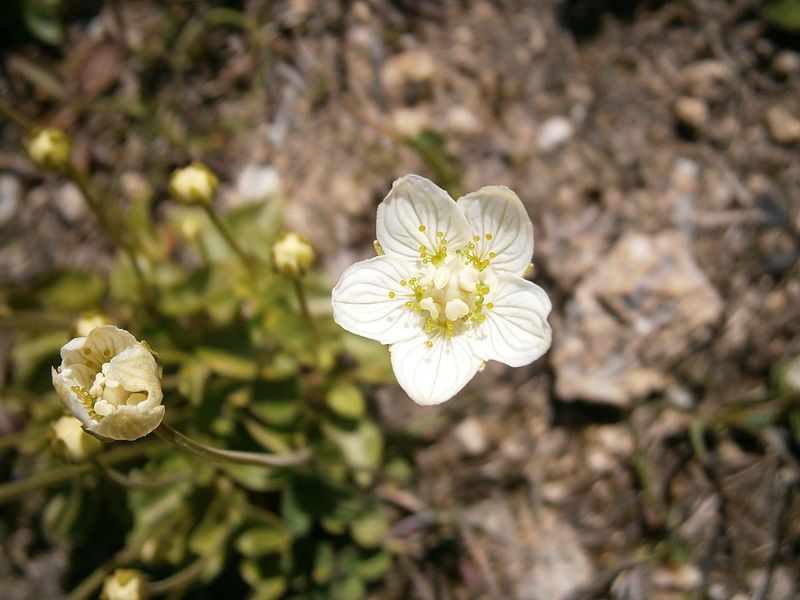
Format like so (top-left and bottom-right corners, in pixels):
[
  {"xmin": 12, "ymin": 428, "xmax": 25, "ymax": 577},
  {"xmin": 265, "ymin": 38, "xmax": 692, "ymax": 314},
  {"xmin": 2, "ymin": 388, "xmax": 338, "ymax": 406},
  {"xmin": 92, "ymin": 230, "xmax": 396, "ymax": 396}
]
[{"xmin": 1, "ymin": 0, "xmax": 800, "ymax": 599}]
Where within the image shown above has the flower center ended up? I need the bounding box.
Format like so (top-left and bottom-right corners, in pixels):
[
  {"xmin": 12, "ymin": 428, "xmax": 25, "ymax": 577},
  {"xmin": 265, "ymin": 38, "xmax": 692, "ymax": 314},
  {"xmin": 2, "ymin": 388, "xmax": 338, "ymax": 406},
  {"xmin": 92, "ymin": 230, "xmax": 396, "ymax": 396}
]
[
  {"xmin": 393, "ymin": 258, "xmax": 491, "ymax": 345},
  {"xmin": 70, "ymin": 362, "xmax": 147, "ymax": 421}
]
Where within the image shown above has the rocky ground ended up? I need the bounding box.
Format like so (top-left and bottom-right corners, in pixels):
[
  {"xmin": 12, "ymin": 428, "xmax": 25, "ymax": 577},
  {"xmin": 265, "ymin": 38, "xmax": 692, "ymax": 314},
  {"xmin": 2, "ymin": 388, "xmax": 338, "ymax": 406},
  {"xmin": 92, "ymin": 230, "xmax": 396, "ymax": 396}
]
[{"xmin": 1, "ymin": 0, "xmax": 800, "ymax": 598}]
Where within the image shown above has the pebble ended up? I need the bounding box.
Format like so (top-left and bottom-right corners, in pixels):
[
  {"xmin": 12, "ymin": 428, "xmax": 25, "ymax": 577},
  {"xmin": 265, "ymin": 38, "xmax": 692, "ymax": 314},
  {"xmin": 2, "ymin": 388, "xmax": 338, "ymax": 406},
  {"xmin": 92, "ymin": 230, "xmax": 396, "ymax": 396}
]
[
  {"xmin": 454, "ymin": 417, "xmax": 488, "ymax": 456},
  {"xmin": 772, "ymin": 50, "xmax": 800, "ymax": 77},
  {"xmin": 765, "ymin": 105, "xmax": 800, "ymax": 144},
  {"xmin": 674, "ymin": 96, "xmax": 709, "ymax": 132},
  {"xmin": 55, "ymin": 183, "xmax": 86, "ymax": 223},
  {"xmin": 536, "ymin": 116, "xmax": 573, "ymax": 153},
  {"xmin": 236, "ymin": 164, "xmax": 282, "ymax": 203}
]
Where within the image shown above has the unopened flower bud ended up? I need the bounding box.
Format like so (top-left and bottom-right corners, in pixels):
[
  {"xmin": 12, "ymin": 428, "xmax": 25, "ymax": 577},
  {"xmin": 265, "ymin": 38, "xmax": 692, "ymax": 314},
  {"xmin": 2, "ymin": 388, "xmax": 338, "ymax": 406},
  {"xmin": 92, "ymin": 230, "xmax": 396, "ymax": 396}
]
[
  {"xmin": 50, "ymin": 415, "xmax": 101, "ymax": 461},
  {"xmin": 101, "ymin": 569, "xmax": 148, "ymax": 600},
  {"xmin": 272, "ymin": 232, "xmax": 315, "ymax": 277},
  {"xmin": 27, "ymin": 128, "xmax": 71, "ymax": 173},
  {"xmin": 74, "ymin": 312, "xmax": 110, "ymax": 337},
  {"xmin": 169, "ymin": 163, "xmax": 217, "ymax": 205}
]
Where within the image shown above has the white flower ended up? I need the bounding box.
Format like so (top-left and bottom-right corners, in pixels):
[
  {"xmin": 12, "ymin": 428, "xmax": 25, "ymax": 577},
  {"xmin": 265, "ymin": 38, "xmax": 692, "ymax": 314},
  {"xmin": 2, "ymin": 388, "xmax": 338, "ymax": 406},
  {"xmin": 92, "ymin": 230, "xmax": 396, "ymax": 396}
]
[
  {"xmin": 332, "ymin": 175, "xmax": 552, "ymax": 405},
  {"xmin": 50, "ymin": 415, "xmax": 101, "ymax": 461},
  {"xmin": 273, "ymin": 232, "xmax": 315, "ymax": 277},
  {"xmin": 52, "ymin": 326, "xmax": 164, "ymax": 441}
]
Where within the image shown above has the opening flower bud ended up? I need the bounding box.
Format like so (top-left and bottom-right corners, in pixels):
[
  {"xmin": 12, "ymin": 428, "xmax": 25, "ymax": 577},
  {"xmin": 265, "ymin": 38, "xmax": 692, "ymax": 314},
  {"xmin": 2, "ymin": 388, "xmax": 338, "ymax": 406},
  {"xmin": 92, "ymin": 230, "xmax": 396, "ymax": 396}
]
[
  {"xmin": 52, "ymin": 325, "xmax": 164, "ymax": 441},
  {"xmin": 50, "ymin": 415, "xmax": 101, "ymax": 461},
  {"xmin": 169, "ymin": 163, "xmax": 218, "ymax": 205},
  {"xmin": 27, "ymin": 128, "xmax": 71, "ymax": 173},
  {"xmin": 272, "ymin": 232, "xmax": 315, "ymax": 277},
  {"xmin": 101, "ymin": 569, "xmax": 148, "ymax": 600}
]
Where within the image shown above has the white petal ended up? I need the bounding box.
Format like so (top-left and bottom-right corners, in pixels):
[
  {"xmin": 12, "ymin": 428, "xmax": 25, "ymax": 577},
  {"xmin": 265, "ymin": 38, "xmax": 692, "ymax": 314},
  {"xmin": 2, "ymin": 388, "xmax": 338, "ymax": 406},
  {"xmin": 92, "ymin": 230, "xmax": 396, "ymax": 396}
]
[
  {"xmin": 332, "ymin": 256, "xmax": 421, "ymax": 345},
  {"xmin": 376, "ymin": 175, "xmax": 471, "ymax": 263},
  {"xmin": 106, "ymin": 344, "xmax": 163, "ymax": 402},
  {"xmin": 61, "ymin": 325, "xmax": 137, "ymax": 368},
  {"xmin": 390, "ymin": 335, "xmax": 482, "ymax": 405},
  {"xmin": 52, "ymin": 367, "xmax": 93, "ymax": 428},
  {"xmin": 90, "ymin": 404, "xmax": 165, "ymax": 441},
  {"xmin": 472, "ymin": 275, "xmax": 552, "ymax": 367},
  {"xmin": 457, "ymin": 186, "xmax": 534, "ymax": 276}
]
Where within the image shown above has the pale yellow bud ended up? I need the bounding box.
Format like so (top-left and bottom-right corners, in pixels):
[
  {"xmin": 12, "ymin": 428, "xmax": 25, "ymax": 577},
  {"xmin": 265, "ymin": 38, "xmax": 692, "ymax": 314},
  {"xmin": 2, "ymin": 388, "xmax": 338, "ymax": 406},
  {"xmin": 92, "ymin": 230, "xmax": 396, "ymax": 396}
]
[
  {"xmin": 27, "ymin": 128, "xmax": 71, "ymax": 172},
  {"xmin": 50, "ymin": 416, "xmax": 101, "ymax": 461},
  {"xmin": 169, "ymin": 163, "xmax": 218, "ymax": 205},
  {"xmin": 101, "ymin": 569, "xmax": 148, "ymax": 600},
  {"xmin": 272, "ymin": 232, "xmax": 315, "ymax": 277},
  {"xmin": 74, "ymin": 312, "xmax": 110, "ymax": 337}
]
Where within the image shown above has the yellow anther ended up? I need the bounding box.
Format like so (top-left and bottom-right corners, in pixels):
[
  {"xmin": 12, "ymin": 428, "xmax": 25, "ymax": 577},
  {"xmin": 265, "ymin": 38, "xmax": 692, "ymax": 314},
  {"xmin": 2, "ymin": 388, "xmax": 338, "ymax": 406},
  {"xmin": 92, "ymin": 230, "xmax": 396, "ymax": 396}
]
[
  {"xmin": 425, "ymin": 341, "xmax": 433, "ymax": 348},
  {"xmin": 437, "ymin": 231, "xmax": 444, "ymax": 238},
  {"xmin": 373, "ymin": 240, "xmax": 384, "ymax": 255},
  {"xmin": 468, "ymin": 243, "xmax": 475, "ymax": 250},
  {"xmin": 388, "ymin": 291, "xmax": 396, "ymax": 298},
  {"xmin": 418, "ymin": 225, "xmax": 426, "ymax": 232},
  {"xmin": 486, "ymin": 302, "xmax": 494, "ymax": 309},
  {"xmin": 405, "ymin": 301, "xmax": 413, "ymax": 308},
  {"xmin": 473, "ymin": 235, "xmax": 480, "ymax": 242},
  {"xmin": 489, "ymin": 251, "xmax": 496, "ymax": 258},
  {"xmin": 83, "ymin": 348, "xmax": 91, "ymax": 355},
  {"xmin": 485, "ymin": 233, "xmax": 493, "ymax": 240},
  {"xmin": 400, "ymin": 279, "xmax": 407, "ymax": 286}
]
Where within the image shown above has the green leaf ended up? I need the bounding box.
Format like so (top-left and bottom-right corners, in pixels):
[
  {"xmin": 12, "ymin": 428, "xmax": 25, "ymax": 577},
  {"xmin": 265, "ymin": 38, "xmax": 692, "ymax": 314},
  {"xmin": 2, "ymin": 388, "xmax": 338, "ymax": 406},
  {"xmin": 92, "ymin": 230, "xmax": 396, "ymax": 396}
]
[
  {"xmin": 312, "ymin": 542, "xmax": 335, "ymax": 585},
  {"xmin": 761, "ymin": 0, "xmax": 800, "ymax": 31},
  {"xmin": 236, "ymin": 525, "xmax": 293, "ymax": 557},
  {"xmin": 323, "ymin": 419, "xmax": 383, "ymax": 476},
  {"xmin": 356, "ymin": 549, "xmax": 392, "ymax": 582},
  {"xmin": 251, "ymin": 578, "xmax": 287, "ymax": 600},
  {"xmin": 330, "ymin": 576, "xmax": 366, "ymax": 600},
  {"xmin": 350, "ymin": 508, "xmax": 390, "ymax": 549},
  {"xmin": 326, "ymin": 382, "xmax": 365, "ymax": 419}
]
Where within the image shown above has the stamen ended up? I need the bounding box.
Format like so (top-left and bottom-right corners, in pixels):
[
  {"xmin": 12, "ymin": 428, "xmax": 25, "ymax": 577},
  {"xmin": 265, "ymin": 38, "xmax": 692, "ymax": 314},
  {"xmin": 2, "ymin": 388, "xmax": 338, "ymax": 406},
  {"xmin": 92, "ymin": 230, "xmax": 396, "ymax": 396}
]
[{"xmin": 418, "ymin": 225, "xmax": 426, "ymax": 232}]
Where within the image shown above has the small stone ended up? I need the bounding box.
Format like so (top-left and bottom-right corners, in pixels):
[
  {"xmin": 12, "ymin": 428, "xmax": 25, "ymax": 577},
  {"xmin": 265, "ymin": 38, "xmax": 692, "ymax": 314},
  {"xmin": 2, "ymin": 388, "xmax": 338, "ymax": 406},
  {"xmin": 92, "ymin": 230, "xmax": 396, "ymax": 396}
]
[
  {"xmin": 765, "ymin": 106, "xmax": 800, "ymax": 145},
  {"xmin": 454, "ymin": 417, "xmax": 488, "ymax": 456},
  {"xmin": 0, "ymin": 174, "xmax": 21, "ymax": 228},
  {"xmin": 390, "ymin": 106, "xmax": 430, "ymax": 138},
  {"xmin": 652, "ymin": 564, "xmax": 702, "ymax": 591},
  {"xmin": 536, "ymin": 116, "xmax": 573, "ymax": 153},
  {"xmin": 446, "ymin": 105, "xmax": 482, "ymax": 135},
  {"xmin": 772, "ymin": 50, "xmax": 800, "ymax": 77},
  {"xmin": 674, "ymin": 96, "xmax": 709, "ymax": 132},
  {"xmin": 236, "ymin": 164, "xmax": 281, "ymax": 203},
  {"xmin": 670, "ymin": 158, "xmax": 701, "ymax": 194},
  {"xmin": 55, "ymin": 183, "xmax": 86, "ymax": 223},
  {"xmin": 682, "ymin": 60, "xmax": 732, "ymax": 99}
]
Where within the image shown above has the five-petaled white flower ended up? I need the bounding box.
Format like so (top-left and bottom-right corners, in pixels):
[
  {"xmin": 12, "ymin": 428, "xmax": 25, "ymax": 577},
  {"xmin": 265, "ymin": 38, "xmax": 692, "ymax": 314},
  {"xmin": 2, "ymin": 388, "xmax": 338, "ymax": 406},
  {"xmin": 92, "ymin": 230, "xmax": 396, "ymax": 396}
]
[
  {"xmin": 52, "ymin": 325, "xmax": 164, "ymax": 441},
  {"xmin": 332, "ymin": 175, "xmax": 552, "ymax": 405}
]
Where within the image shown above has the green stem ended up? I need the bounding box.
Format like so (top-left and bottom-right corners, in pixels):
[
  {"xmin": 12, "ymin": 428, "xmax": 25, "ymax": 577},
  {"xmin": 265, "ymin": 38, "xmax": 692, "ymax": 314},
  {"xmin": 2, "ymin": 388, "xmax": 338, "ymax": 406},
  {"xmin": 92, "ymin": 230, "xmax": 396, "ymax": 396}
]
[
  {"xmin": 201, "ymin": 203, "xmax": 257, "ymax": 272},
  {"xmin": 292, "ymin": 277, "xmax": 321, "ymax": 353},
  {"xmin": 0, "ymin": 440, "xmax": 161, "ymax": 505},
  {"xmin": 146, "ymin": 543, "xmax": 220, "ymax": 595},
  {"xmin": 0, "ymin": 98, "xmax": 35, "ymax": 133},
  {"xmin": 91, "ymin": 456, "xmax": 191, "ymax": 490},
  {"xmin": 154, "ymin": 422, "xmax": 310, "ymax": 468}
]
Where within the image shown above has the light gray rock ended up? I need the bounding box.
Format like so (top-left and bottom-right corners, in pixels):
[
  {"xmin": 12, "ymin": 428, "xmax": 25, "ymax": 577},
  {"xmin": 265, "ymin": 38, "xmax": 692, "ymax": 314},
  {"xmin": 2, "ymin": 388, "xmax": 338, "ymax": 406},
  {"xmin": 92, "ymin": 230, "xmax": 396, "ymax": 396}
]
[
  {"xmin": 0, "ymin": 175, "xmax": 21, "ymax": 228},
  {"xmin": 536, "ymin": 116, "xmax": 573, "ymax": 153},
  {"xmin": 553, "ymin": 231, "xmax": 723, "ymax": 406}
]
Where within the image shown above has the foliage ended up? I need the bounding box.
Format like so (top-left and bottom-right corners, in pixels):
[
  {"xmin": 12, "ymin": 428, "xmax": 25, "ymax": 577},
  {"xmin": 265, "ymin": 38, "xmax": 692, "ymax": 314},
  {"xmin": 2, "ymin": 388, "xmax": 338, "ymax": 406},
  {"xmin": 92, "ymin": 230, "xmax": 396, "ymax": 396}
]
[{"xmin": 0, "ymin": 153, "xmax": 406, "ymax": 598}]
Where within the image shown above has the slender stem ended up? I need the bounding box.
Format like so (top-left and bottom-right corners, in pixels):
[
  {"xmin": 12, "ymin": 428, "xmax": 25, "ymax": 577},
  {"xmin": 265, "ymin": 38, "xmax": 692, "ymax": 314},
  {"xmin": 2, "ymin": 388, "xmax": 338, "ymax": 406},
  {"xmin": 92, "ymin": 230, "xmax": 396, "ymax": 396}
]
[
  {"xmin": 0, "ymin": 440, "xmax": 161, "ymax": 505},
  {"xmin": 147, "ymin": 541, "xmax": 222, "ymax": 595},
  {"xmin": 154, "ymin": 422, "xmax": 310, "ymax": 468},
  {"xmin": 65, "ymin": 164, "xmax": 154, "ymax": 305},
  {"xmin": 201, "ymin": 203, "xmax": 257, "ymax": 272},
  {"xmin": 0, "ymin": 98, "xmax": 35, "ymax": 133},
  {"xmin": 91, "ymin": 456, "xmax": 191, "ymax": 490},
  {"xmin": 66, "ymin": 511, "xmax": 184, "ymax": 600},
  {"xmin": 292, "ymin": 277, "xmax": 321, "ymax": 351}
]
